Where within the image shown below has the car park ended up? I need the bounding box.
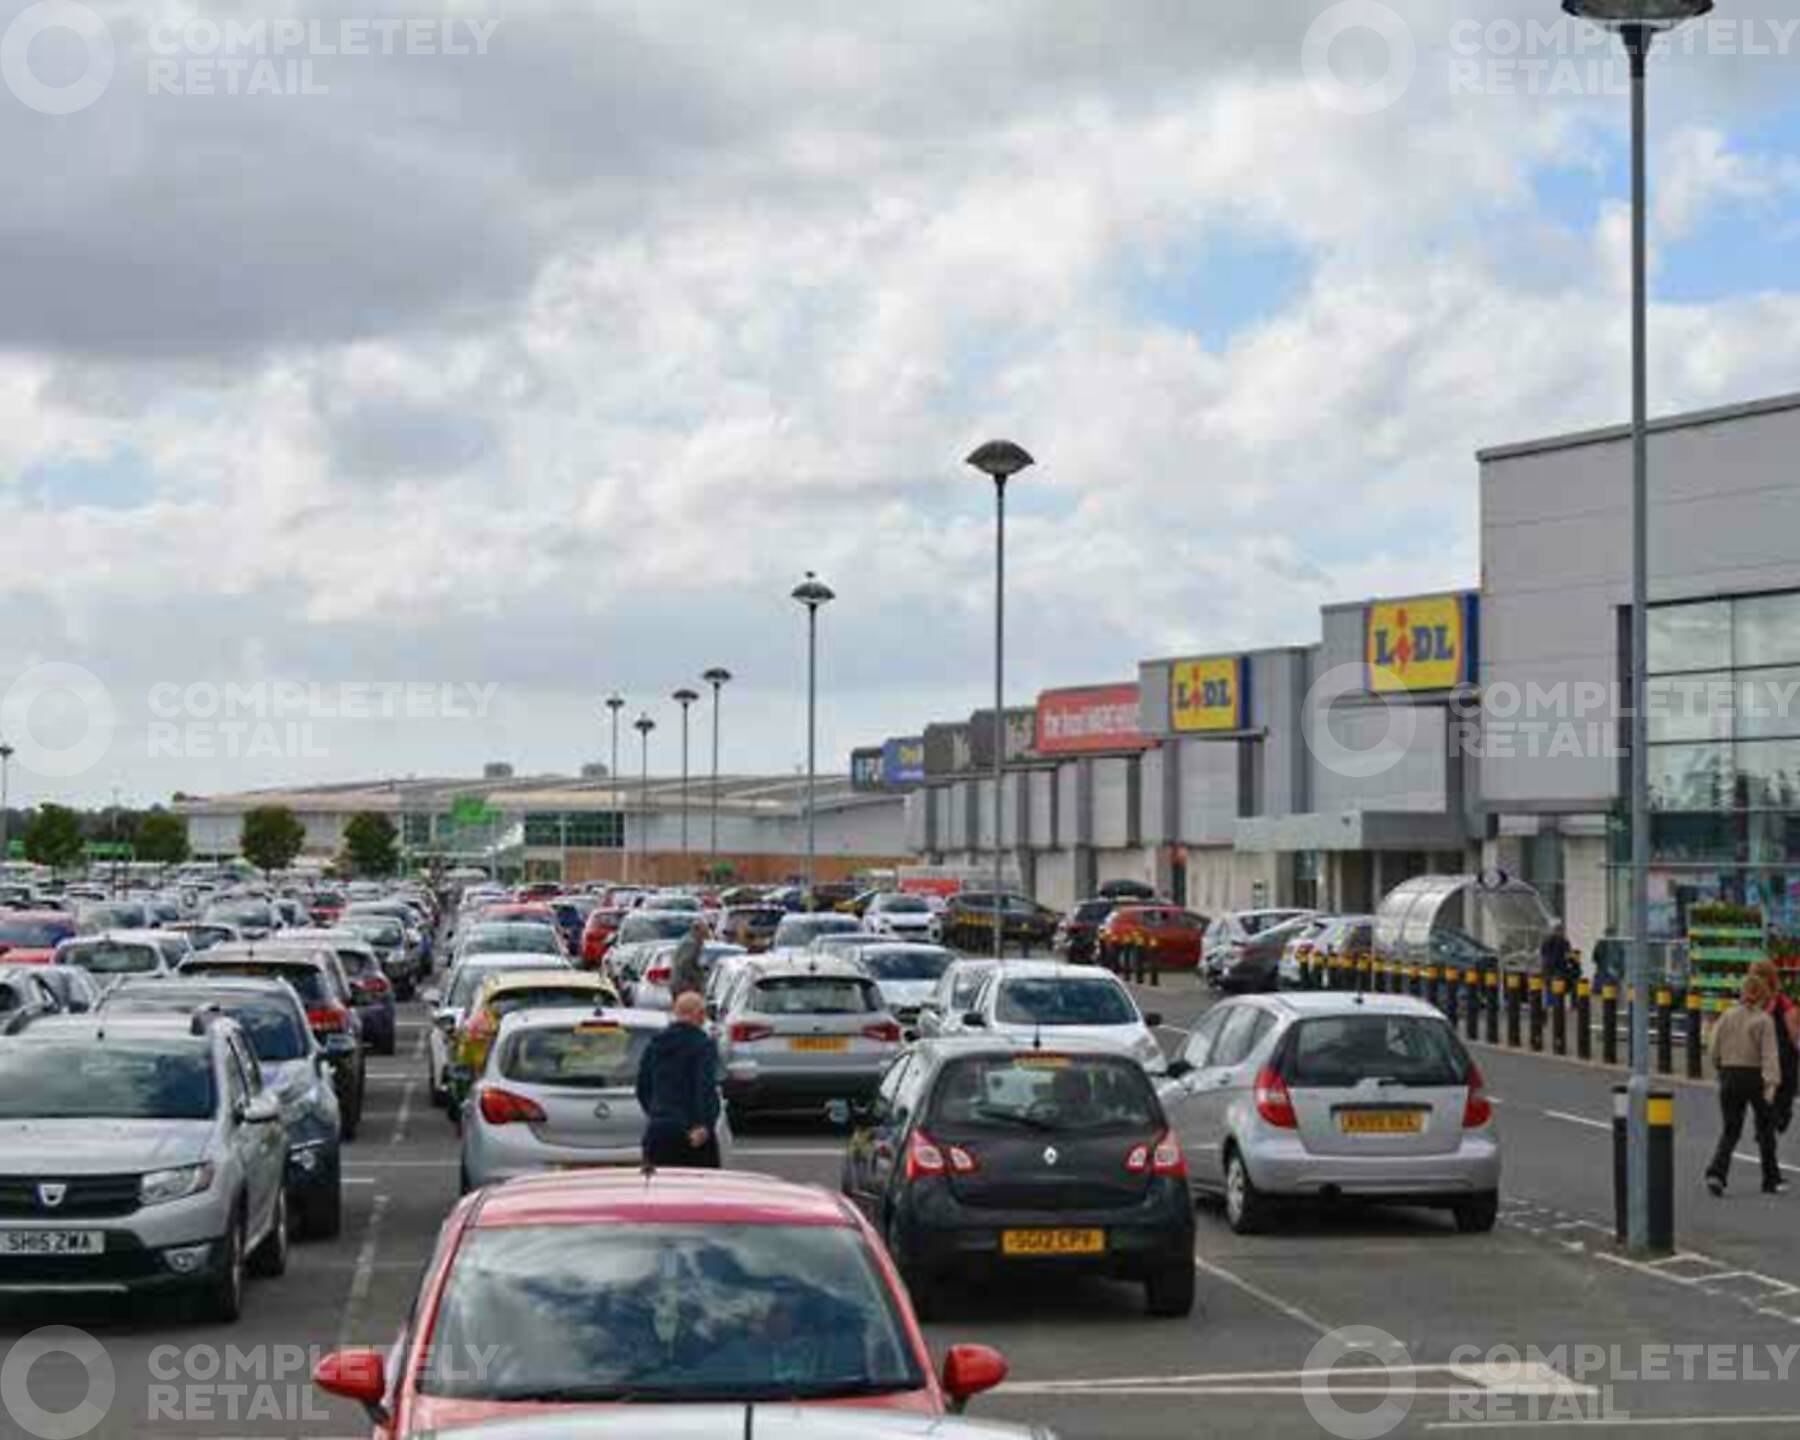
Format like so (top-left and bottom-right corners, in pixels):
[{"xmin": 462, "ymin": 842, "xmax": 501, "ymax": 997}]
[
  {"xmin": 54, "ymin": 931, "xmax": 179, "ymax": 988},
  {"xmin": 424, "ymin": 956, "xmax": 576, "ymax": 1108},
  {"xmin": 311, "ymin": 1168, "xmax": 1008, "ymax": 1427},
  {"xmin": 853, "ymin": 944, "xmax": 958, "ymax": 1032},
  {"xmin": 447, "ymin": 969, "xmax": 622, "ymax": 1109},
  {"xmin": 0, "ymin": 910, "xmax": 80, "ymax": 964},
  {"xmin": 1157, "ymin": 993, "xmax": 1500, "ymax": 1234},
  {"xmin": 842, "ymin": 1038, "xmax": 1196, "ymax": 1318},
  {"xmin": 0, "ymin": 1010, "xmax": 289, "ymax": 1319},
  {"xmin": 864, "ymin": 893, "xmax": 941, "ymax": 942},
  {"xmin": 1095, "ymin": 906, "xmax": 1208, "ymax": 974},
  {"xmin": 958, "ymin": 962, "xmax": 1165, "ymax": 1075}
]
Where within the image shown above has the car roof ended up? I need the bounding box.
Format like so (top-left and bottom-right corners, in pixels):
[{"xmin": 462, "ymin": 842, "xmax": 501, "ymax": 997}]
[
  {"xmin": 917, "ymin": 1033, "xmax": 1145, "ymax": 1062},
  {"xmin": 187, "ymin": 945, "xmax": 328, "ymax": 968},
  {"xmin": 59, "ymin": 929, "xmax": 166, "ymax": 945},
  {"xmin": 1246, "ymin": 991, "xmax": 1442, "ymax": 1019},
  {"xmin": 468, "ymin": 1167, "xmax": 858, "ymax": 1230},
  {"xmin": 496, "ymin": 1004, "xmax": 668, "ymax": 1033},
  {"xmin": 13, "ymin": 1012, "xmax": 219, "ymax": 1045},
  {"xmin": 111, "ymin": 974, "xmax": 295, "ymax": 998},
  {"xmin": 478, "ymin": 969, "xmax": 613, "ymax": 994},
  {"xmin": 856, "ymin": 942, "xmax": 953, "ymax": 955},
  {"xmin": 745, "ymin": 954, "xmax": 878, "ymax": 981},
  {"xmin": 0, "ymin": 910, "xmax": 73, "ymax": 922},
  {"xmin": 986, "ymin": 960, "xmax": 1125, "ymax": 981}
]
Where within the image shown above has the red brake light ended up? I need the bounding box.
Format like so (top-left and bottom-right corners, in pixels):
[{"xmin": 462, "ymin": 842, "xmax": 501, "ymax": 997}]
[
  {"xmin": 307, "ymin": 1007, "xmax": 349, "ymax": 1034},
  {"xmin": 1463, "ymin": 1063, "xmax": 1493, "ymax": 1128},
  {"xmin": 904, "ymin": 1131, "xmax": 974, "ymax": 1181},
  {"xmin": 1126, "ymin": 1131, "xmax": 1187, "ymax": 1178},
  {"xmin": 862, "ymin": 1021, "xmax": 902, "ymax": 1044},
  {"xmin": 1254, "ymin": 1066, "xmax": 1297, "ymax": 1129},
  {"xmin": 729, "ymin": 1021, "xmax": 774, "ymax": 1044},
  {"xmin": 477, "ymin": 1088, "xmax": 547, "ymax": 1126},
  {"xmin": 645, "ymin": 965, "xmax": 671, "ymax": 984}
]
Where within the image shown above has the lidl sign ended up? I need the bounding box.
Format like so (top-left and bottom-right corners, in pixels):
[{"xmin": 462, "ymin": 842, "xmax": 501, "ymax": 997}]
[
  {"xmin": 1171, "ymin": 656, "xmax": 1247, "ymax": 733},
  {"xmin": 1365, "ymin": 593, "xmax": 1477, "ymax": 693}
]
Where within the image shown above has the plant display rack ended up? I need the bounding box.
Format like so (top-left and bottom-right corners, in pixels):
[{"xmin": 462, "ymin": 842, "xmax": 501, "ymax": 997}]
[{"xmin": 1687, "ymin": 901, "xmax": 1766, "ymax": 1012}]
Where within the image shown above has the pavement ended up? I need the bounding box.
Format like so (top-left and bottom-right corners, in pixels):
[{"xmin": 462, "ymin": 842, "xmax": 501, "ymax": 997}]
[{"xmin": 3, "ymin": 980, "xmax": 1800, "ymax": 1439}]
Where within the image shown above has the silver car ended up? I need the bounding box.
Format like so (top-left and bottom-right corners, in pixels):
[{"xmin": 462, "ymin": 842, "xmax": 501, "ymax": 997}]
[
  {"xmin": 1157, "ymin": 992, "xmax": 1500, "ymax": 1234},
  {"xmin": 851, "ymin": 943, "xmax": 957, "ymax": 1031},
  {"xmin": 715, "ymin": 956, "xmax": 903, "ymax": 1124},
  {"xmin": 770, "ymin": 912, "xmax": 863, "ymax": 951},
  {"xmin": 960, "ymin": 961, "xmax": 1166, "ymax": 1075},
  {"xmin": 460, "ymin": 1006, "xmax": 734, "ymax": 1190},
  {"xmin": 53, "ymin": 930, "xmax": 178, "ymax": 989},
  {"xmin": 0, "ymin": 1011, "xmax": 289, "ymax": 1320},
  {"xmin": 630, "ymin": 941, "xmax": 746, "ymax": 1010},
  {"xmin": 914, "ymin": 958, "xmax": 1001, "ymax": 1040},
  {"xmin": 424, "ymin": 955, "xmax": 574, "ymax": 1107}
]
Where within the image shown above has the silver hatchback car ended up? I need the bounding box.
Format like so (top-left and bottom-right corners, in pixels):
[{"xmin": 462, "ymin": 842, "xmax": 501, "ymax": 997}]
[{"xmin": 1157, "ymin": 992, "xmax": 1500, "ymax": 1234}]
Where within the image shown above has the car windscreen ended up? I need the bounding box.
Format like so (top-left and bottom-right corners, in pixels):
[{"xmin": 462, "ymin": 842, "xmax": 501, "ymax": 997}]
[
  {"xmin": 207, "ymin": 901, "xmax": 274, "ymax": 927},
  {"xmin": 417, "ymin": 1223, "xmax": 922, "ymax": 1403},
  {"xmin": 1283, "ymin": 1015, "xmax": 1468, "ymax": 1089},
  {"xmin": 59, "ymin": 940, "xmax": 161, "ymax": 974},
  {"xmin": 183, "ymin": 961, "xmax": 329, "ymax": 1007},
  {"xmin": 0, "ymin": 1043, "xmax": 216, "ymax": 1120},
  {"xmin": 464, "ymin": 925, "xmax": 561, "ymax": 954},
  {"xmin": 108, "ymin": 995, "xmax": 309, "ymax": 1061},
  {"xmin": 85, "ymin": 903, "xmax": 149, "ymax": 929},
  {"xmin": 618, "ymin": 915, "xmax": 699, "ymax": 943},
  {"xmin": 859, "ymin": 949, "xmax": 953, "ymax": 982},
  {"xmin": 0, "ymin": 919, "xmax": 74, "ymax": 947},
  {"xmin": 929, "ymin": 1053, "xmax": 1160, "ymax": 1136},
  {"xmin": 751, "ymin": 977, "xmax": 879, "ymax": 1016},
  {"xmin": 342, "ymin": 917, "xmax": 404, "ymax": 946},
  {"xmin": 499, "ymin": 1022, "xmax": 652, "ymax": 1087},
  {"xmin": 995, "ymin": 977, "xmax": 1136, "ymax": 1027}
]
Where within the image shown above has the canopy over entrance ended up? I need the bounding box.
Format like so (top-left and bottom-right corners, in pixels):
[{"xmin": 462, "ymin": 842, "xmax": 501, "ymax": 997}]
[{"xmin": 1374, "ymin": 872, "xmax": 1553, "ymax": 975}]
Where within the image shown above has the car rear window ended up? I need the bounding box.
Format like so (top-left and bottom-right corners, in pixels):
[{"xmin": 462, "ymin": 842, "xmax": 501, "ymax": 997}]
[
  {"xmin": 1284, "ymin": 1015, "xmax": 1468, "ymax": 1089},
  {"xmin": 334, "ymin": 949, "xmax": 378, "ymax": 978},
  {"xmin": 186, "ymin": 961, "xmax": 329, "ymax": 1007},
  {"xmin": 995, "ymin": 977, "xmax": 1136, "ymax": 1027},
  {"xmin": 859, "ymin": 950, "xmax": 953, "ymax": 982},
  {"xmin": 752, "ymin": 977, "xmax": 879, "ymax": 1015},
  {"xmin": 499, "ymin": 1022, "xmax": 653, "ymax": 1088},
  {"xmin": 930, "ymin": 1053, "xmax": 1160, "ymax": 1135},
  {"xmin": 488, "ymin": 986, "xmax": 605, "ymax": 1019},
  {"xmin": 59, "ymin": 940, "xmax": 161, "ymax": 974}
]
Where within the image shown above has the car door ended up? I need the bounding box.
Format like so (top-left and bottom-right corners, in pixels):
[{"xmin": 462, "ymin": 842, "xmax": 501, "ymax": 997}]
[
  {"xmin": 230, "ymin": 1033, "xmax": 284, "ymax": 1234},
  {"xmin": 1187, "ymin": 1005, "xmax": 1273, "ymax": 1186},
  {"xmin": 845, "ymin": 1053, "xmax": 914, "ymax": 1219},
  {"xmin": 1161, "ymin": 1007, "xmax": 1231, "ymax": 1177},
  {"xmin": 220, "ymin": 1041, "xmax": 268, "ymax": 1234}
]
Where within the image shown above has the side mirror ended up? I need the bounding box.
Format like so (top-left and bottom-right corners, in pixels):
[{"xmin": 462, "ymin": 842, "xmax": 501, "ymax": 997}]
[
  {"xmin": 962, "ymin": 1012, "xmax": 986, "ymax": 1029},
  {"xmin": 243, "ymin": 1093, "xmax": 282, "ymax": 1126},
  {"xmin": 313, "ymin": 1348, "xmax": 389, "ymax": 1425},
  {"xmin": 941, "ymin": 1344, "xmax": 1008, "ymax": 1412},
  {"xmin": 1144, "ymin": 1012, "xmax": 1164, "ymax": 1029},
  {"xmin": 1164, "ymin": 1058, "xmax": 1193, "ymax": 1081}
]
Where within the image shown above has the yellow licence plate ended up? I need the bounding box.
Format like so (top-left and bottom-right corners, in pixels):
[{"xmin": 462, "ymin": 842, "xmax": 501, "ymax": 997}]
[
  {"xmin": 1337, "ymin": 1110, "xmax": 1424, "ymax": 1135},
  {"xmin": 789, "ymin": 1036, "xmax": 849, "ymax": 1053},
  {"xmin": 1001, "ymin": 1228, "xmax": 1106, "ymax": 1257}
]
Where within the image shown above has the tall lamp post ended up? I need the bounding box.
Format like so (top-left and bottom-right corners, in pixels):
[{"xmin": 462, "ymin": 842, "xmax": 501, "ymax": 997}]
[
  {"xmin": 966, "ymin": 440, "xmax": 1036, "ymax": 962},
  {"xmin": 605, "ymin": 694, "xmax": 626, "ymax": 882},
  {"xmin": 791, "ymin": 574, "xmax": 835, "ymax": 900},
  {"xmin": 634, "ymin": 713, "xmax": 656, "ymax": 887},
  {"xmin": 0, "ymin": 741, "xmax": 13, "ymax": 868},
  {"xmin": 1563, "ymin": 0, "xmax": 1712, "ymax": 1256},
  {"xmin": 702, "ymin": 668, "xmax": 733, "ymax": 878},
  {"xmin": 672, "ymin": 688, "xmax": 699, "ymax": 871}
]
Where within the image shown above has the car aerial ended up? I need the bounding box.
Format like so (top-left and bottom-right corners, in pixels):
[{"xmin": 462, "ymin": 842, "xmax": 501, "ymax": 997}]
[
  {"xmin": 201, "ymin": 896, "xmax": 280, "ymax": 939},
  {"xmin": 0, "ymin": 964, "xmax": 65, "ymax": 1030},
  {"xmin": 0, "ymin": 910, "xmax": 80, "ymax": 964},
  {"xmin": 460, "ymin": 1005, "xmax": 734, "ymax": 1190},
  {"xmin": 178, "ymin": 944, "xmax": 367, "ymax": 1141},
  {"xmin": 311, "ymin": 1168, "xmax": 1009, "ymax": 1429},
  {"xmin": 0, "ymin": 1009, "xmax": 289, "ymax": 1320},
  {"xmin": 101, "ymin": 976, "xmax": 344, "ymax": 1238},
  {"xmin": 1201, "ymin": 909, "xmax": 1315, "ymax": 986},
  {"xmin": 936, "ymin": 894, "xmax": 1059, "ymax": 955},
  {"xmin": 447, "ymin": 969, "xmax": 623, "ymax": 1110},
  {"xmin": 718, "ymin": 904, "xmax": 785, "ymax": 953},
  {"xmin": 1050, "ymin": 899, "xmax": 1120, "ymax": 967},
  {"xmin": 454, "ymin": 922, "xmax": 571, "ymax": 965},
  {"xmin": 771, "ymin": 912, "xmax": 864, "ymax": 952},
  {"xmin": 281, "ymin": 929, "xmax": 399, "ymax": 1056},
  {"xmin": 842, "ymin": 1037, "xmax": 1196, "ymax": 1319},
  {"xmin": 423, "ymin": 956, "xmax": 576, "ymax": 1108},
  {"xmin": 863, "ymin": 894, "xmax": 940, "ymax": 942},
  {"xmin": 627, "ymin": 941, "xmax": 746, "ymax": 1011},
  {"xmin": 30, "ymin": 964, "xmax": 104, "ymax": 1015},
  {"xmin": 852, "ymin": 944, "xmax": 958, "ymax": 1032},
  {"xmin": 1094, "ymin": 906, "xmax": 1209, "ymax": 975},
  {"xmin": 1213, "ymin": 914, "xmax": 1320, "ymax": 995},
  {"xmin": 914, "ymin": 959, "xmax": 1001, "ymax": 1041},
  {"xmin": 958, "ymin": 962, "xmax": 1166, "ymax": 1076},
  {"xmin": 53, "ymin": 930, "xmax": 179, "ymax": 989},
  {"xmin": 714, "ymin": 955, "xmax": 905, "ymax": 1127},
  {"xmin": 1157, "ymin": 992, "xmax": 1500, "ymax": 1235}
]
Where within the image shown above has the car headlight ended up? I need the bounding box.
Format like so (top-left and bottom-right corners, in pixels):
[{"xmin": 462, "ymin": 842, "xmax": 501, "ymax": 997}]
[{"xmin": 140, "ymin": 1162, "xmax": 216, "ymax": 1207}]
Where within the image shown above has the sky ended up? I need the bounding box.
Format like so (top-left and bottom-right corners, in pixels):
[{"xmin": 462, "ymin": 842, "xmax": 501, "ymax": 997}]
[{"xmin": 3, "ymin": 0, "xmax": 1800, "ymax": 807}]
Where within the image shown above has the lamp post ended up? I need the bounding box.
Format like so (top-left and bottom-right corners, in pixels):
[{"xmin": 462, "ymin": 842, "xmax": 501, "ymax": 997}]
[
  {"xmin": 966, "ymin": 440, "xmax": 1036, "ymax": 962},
  {"xmin": 791, "ymin": 574, "xmax": 835, "ymax": 900},
  {"xmin": 0, "ymin": 741, "xmax": 13, "ymax": 868},
  {"xmin": 634, "ymin": 713, "xmax": 656, "ymax": 887},
  {"xmin": 606, "ymin": 695, "xmax": 626, "ymax": 882},
  {"xmin": 703, "ymin": 668, "xmax": 732, "ymax": 878},
  {"xmin": 1563, "ymin": 0, "xmax": 1712, "ymax": 1257},
  {"xmin": 672, "ymin": 688, "xmax": 699, "ymax": 871}
]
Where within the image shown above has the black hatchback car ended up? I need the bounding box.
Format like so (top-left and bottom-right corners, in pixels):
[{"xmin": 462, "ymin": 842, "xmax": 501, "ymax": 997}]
[{"xmin": 841, "ymin": 1038, "xmax": 1195, "ymax": 1319}]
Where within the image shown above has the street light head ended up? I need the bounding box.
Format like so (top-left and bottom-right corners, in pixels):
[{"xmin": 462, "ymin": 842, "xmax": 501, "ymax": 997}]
[
  {"xmin": 634, "ymin": 714, "xmax": 656, "ymax": 736},
  {"xmin": 605, "ymin": 695, "xmax": 626, "ymax": 713},
  {"xmin": 791, "ymin": 572, "xmax": 836, "ymax": 610},
  {"xmin": 965, "ymin": 439, "xmax": 1036, "ymax": 483},
  {"xmin": 1561, "ymin": 0, "xmax": 1712, "ymax": 29},
  {"xmin": 702, "ymin": 667, "xmax": 733, "ymax": 687},
  {"xmin": 672, "ymin": 688, "xmax": 700, "ymax": 706}
]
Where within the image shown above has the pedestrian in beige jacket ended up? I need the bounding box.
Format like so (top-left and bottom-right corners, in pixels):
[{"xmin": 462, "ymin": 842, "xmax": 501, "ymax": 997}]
[{"xmin": 1706, "ymin": 972, "xmax": 1785, "ymax": 1196}]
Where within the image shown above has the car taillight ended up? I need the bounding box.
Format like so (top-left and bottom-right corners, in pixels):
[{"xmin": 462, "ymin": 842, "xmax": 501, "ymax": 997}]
[
  {"xmin": 729, "ymin": 1021, "xmax": 774, "ymax": 1043},
  {"xmin": 1463, "ymin": 1063, "xmax": 1493, "ymax": 1128},
  {"xmin": 862, "ymin": 1021, "xmax": 902, "ymax": 1044},
  {"xmin": 1254, "ymin": 1066, "xmax": 1297, "ymax": 1129},
  {"xmin": 307, "ymin": 1007, "xmax": 349, "ymax": 1034},
  {"xmin": 468, "ymin": 1011, "xmax": 496, "ymax": 1040},
  {"xmin": 360, "ymin": 975, "xmax": 391, "ymax": 996},
  {"xmin": 645, "ymin": 965, "xmax": 671, "ymax": 985},
  {"xmin": 905, "ymin": 1131, "xmax": 975, "ymax": 1181},
  {"xmin": 1126, "ymin": 1131, "xmax": 1188, "ymax": 1178},
  {"xmin": 478, "ymin": 1088, "xmax": 547, "ymax": 1125}
]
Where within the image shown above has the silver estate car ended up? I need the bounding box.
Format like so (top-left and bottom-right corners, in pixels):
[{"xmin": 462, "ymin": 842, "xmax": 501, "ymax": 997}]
[
  {"xmin": 0, "ymin": 1011, "xmax": 289, "ymax": 1320},
  {"xmin": 460, "ymin": 1007, "xmax": 734, "ymax": 1191},
  {"xmin": 1157, "ymin": 992, "xmax": 1500, "ymax": 1235},
  {"xmin": 715, "ymin": 956, "xmax": 903, "ymax": 1125}
]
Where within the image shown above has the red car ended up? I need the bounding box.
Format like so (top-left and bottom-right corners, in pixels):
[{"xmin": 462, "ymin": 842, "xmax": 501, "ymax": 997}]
[
  {"xmin": 0, "ymin": 911, "xmax": 78, "ymax": 964},
  {"xmin": 1095, "ymin": 905, "xmax": 1209, "ymax": 972},
  {"xmin": 313, "ymin": 1170, "xmax": 1008, "ymax": 1435},
  {"xmin": 578, "ymin": 907, "xmax": 628, "ymax": 967}
]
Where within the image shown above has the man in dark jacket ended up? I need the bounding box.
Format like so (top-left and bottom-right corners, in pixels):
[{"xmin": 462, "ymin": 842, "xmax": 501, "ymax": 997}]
[{"xmin": 636, "ymin": 991, "xmax": 722, "ymax": 1168}]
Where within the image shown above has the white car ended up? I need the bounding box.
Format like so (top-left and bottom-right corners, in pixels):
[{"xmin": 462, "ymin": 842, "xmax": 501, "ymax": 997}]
[
  {"xmin": 52, "ymin": 930, "xmax": 180, "ymax": 990},
  {"xmin": 852, "ymin": 943, "xmax": 957, "ymax": 1029},
  {"xmin": 863, "ymin": 893, "xmax": 941, "ymax": 942},
  {"xmin": 959, "ymin": 960, "xmax": 1167, "ymax": 1074}
]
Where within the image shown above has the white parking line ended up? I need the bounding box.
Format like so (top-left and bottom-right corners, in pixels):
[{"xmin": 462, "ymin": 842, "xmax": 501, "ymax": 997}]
[
  {"xmin": 1192, "ymin": 1255, "xmax": 1334, "ymax": 1338},
  {"xmin": 1543, "ymin": 1110, "xmax": 1610, "ymax": 1131},
  {"xmin": 336, "ymin": 1192, "xmax": 389, "ymax": 1346},
  {"xmin": 390, "ymin": 1076, "xmax": 418, "ymax": 1146}
]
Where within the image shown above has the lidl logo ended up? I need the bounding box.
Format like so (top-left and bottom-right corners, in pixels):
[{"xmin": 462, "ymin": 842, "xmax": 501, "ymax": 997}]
[
  {"xmin": 1171, "ymin": 656, "xmax": 1247, "ymax": 733},
  {"xmin": 1365, "ymin": 594, "xmax": 1475, "ymax": 693}
]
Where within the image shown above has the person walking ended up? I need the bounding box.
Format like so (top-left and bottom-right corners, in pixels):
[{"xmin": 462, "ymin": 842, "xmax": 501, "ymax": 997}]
[
  {"xmin": 1706, "ymin": 972, "xmax": 1785, "ymax": 1197},
  {"xmin": 670, "ymin": 920, "xmax": 708, "ymax": 1002},
  {"xmin": 1750, "ymin": 959, "xmax": 1800, "ymax": 1135},
  {"xmin": 635, "ymin": 991, "xmax": 722, "ymax": 1169},
  {"xmin": 1538, "ymin": 919, "xmax": 1575, "ymax": 993}
]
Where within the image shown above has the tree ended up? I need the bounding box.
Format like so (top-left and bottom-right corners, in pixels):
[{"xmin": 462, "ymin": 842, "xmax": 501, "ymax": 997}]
[
  {"xmin": 135, "ymin": 810, "xmax": 191, "ymax": 866},
  {"xmin": 22, "ymin": 804, "xmax": 85, "ymax": 871},
  {"xmin": 240, "ymin": 805, "xmax": 306, "ymax": 877},
  {"xmin": 341, "ymin": 813, "xmax": 400, "ymax": 878}
]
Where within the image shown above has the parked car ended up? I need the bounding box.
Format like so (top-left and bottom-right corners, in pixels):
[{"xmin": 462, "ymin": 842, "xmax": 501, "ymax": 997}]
[
  {"xmin": 770, "ymin": 912, "xmax": 864, "ymax": 952},
  {"xmin": 577, "ymin": 907, "xmax": 629, "ymax": 967},
  {"xmin": 937, "ymin": 894, "xmax": 1058, "ymax": 954},
  {"xmin": 1280, "ymin": 915, "xmax": 1375, "ymax": 989},
  {"xmin": 863, "ymin": 893, "xmax": 941, "ymax": 943},
  {"xmin": 30, "ymin": 964, "xmax": 103, "ymax": 1015},
  {"xmin": 74, "ymin": 899, "xmax": 151, "ymax": 933},
  {"xmin": 914, "ymin": 959, "xmax": 1001, "ymax": 1040},
  {"xmin": 0, "ymin": 910, "xmax": 79, "ymax": 964},
  {"xmin": 201, "ymin": 897, "xmax": 279, "ymax": 940},
  {"xmin": 403, "ymin": 1408, "xmax": 1042, "ymax": 1440},
  {"xmin": 1157, "ymin": 993, "xmax": 1500, "ymax": 1234},
  {"xmin": 280, "ymin": 929, "xmax": 398, "ymax": 1056},
  {"xmin": 1202, "ymin": 909, "xmax": 1315, "ymax": 986},
  {"xmin": 1051, "ymin": 899, "xmax": 1119, "ymax": 967},
  {"xmin": 718, "ymin": 905, "xmax": 785, "ymax": 953},
  {"xmin": 1095, "ymin": 906, "xmax": 1209, "ymax": 974},
  {"xmin": 842, "ymin": 1037, "xmax": 1196, "ymax": 1318},
  {"xmin": 628, "ymin": 941, "xmax": 746, "ymax": 1010},
  {"xmin": 53, "ymin": 931, "xmax": 178, "ymax": 989},
  {"xmin": 447, "ymin": 969, "xmax": 622, "ymax": 1109},
  {"xmin": 957, "ymin": 961, "xmax": 1165, "ymax": 1075},
  {"xmin": 0, "ymin": 965, "xmax": 65, "ymax": 1030},
  {"xmin": 852, "ymin": 944, "xmax": 958, "ymax": 1031},
  {"xmin": 423, "ymin": 956, "xmax": 575, "ymax": 1108}
]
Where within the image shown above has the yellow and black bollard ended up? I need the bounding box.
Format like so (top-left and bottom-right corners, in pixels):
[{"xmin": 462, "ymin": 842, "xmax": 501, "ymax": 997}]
[
  {"xmin": 1576, "ymin": 980, "xmax": 1592, "ymax": 1061},
  {"xmin": 1656, "ymin": 989, "xmax": 1674, "ymax": 1075},
  {"xmin": 1505, "ymin": 972, "xmax": 1522, "ymax": 1047},
  {"xmin": 1528, "ymin": 975, "xmax": 1545, "ymax": 1052},
  {"xmin": 1466, "ymin": 971, "xmax": 1482, "ymax": 1042},
  {"xmin": 1485, "ymin": 969, "xmax": 1500, "ymax": 1045},
  {"xmin": 1611, "ymin": 1085, "xmax": 1677, "ymax": 1251},
  {"xmin": 1602, "ymin": 983, "xmax": 1619, "ymax": 1066},
  {"xmin": 1551, "ymin": 978, "xmax": 1568, "ymax": 1056},
  {"xmin": 1444, "ymin": 968, "xmax": 1460, "ymax": 1028},
  {"xmin": 1685, "ymin": 991, "xmax": 1704, "ymax": 1079}
]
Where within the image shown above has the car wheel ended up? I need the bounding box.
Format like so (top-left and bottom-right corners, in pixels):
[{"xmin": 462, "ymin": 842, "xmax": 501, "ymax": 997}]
[
  {"xmin": 377, "ymin": 1028, "xmax": 397, "ymax": 1057},
  {"xmin": 884, "ymin": 1211, "xmax": 940, "ymax": 1322},
  {"xmin": 1145, "ymin": 1263, "xmax": 1197, "ymax": 1319},
  {"xmin": 1224, "ymin": 1150, "xmax": 1266, "ymax": 1235},
  {"xmin": 297, "ymin": 1178, "xmax": 342, "ymax": 1240},
  {"xmin": 249, "ymin": 1189, "xmax": 288, "ymax": 1278},
  {"xmin": 199, "ymin": 1210, "xmax": 246, "ymax": 1323},
  {"xmin": 1453, "ymin": 1192, "xmax": 1500, "ymax": 1234}
]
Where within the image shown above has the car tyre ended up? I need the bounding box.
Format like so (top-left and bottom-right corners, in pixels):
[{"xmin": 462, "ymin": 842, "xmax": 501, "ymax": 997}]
[
  {"xmin": 1224, "ymin": 1149, "xmax": 1266, "ymax": 1235},
  {"xmin": 199, "ymin": 1210, "xmax": 246, "ymax": 1323},
  {"xmin": 884, "ymin": 1212, "xmax": 940, "ymax": 1322},
  {"xmin": 1145, "ymin": 1263, "xmax": 1197, "ymax": 1318},
  {"xmin": 1453, "ymin": 1192, "xmax": 1500, "ymax": 1234},
  {"xmin": 249, "ymin": 1190, "xmax": 288, "ymax": 1278},
  {"xmin": 376, "ymin": 1027, "xmax": 398, "ymax": 1057},
  {"xmin": 297, "ymin": 1178, "xmax": 342, "ymax": 1240}
]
